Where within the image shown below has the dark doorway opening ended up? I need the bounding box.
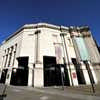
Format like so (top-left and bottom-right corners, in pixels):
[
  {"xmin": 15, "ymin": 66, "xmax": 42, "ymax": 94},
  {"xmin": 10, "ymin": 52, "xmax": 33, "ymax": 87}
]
[
  {"xmin": 17, "ymin": 57, "xmax": 29, "ymax": 69},
  {"xmin": 43, "ymin": 56, "xmax": 70, "ymax": 86},
  {"xmin": 56, "ymin": 64, "xmax": 70, "ymax": 86},
  {"xmin": 83, "ymin": 61, "xmax": 95, "ymax": 84},
  {"xmin": 72, "ymin": 58, "xmax": 85, "ymax": 84},
  {"xmin": 0, "ymin": 69, "xmax": 8, "ymax": 83},
  {"xmin": 10, "ymin": 57, "xmax": 29, "ymax": 86},
  {"xmin": 10, "ymin": 68, "xmax": 28, "ymax": 86}
]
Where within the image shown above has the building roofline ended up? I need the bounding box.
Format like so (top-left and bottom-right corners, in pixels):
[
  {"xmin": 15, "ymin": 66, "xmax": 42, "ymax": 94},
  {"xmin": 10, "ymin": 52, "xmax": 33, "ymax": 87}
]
[
  {"xmin": 2, "ymin": 22, "xmax": 90, "ymax": 44},
  {"xmin": 3, "ymin": 23, "xmax": 69, "ymax": 43}
]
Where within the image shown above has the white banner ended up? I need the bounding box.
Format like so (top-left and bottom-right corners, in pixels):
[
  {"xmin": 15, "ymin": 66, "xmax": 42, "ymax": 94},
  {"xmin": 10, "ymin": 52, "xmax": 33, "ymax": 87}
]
[{"xmin": 55, "ymin": 44, "xmax": 63, "ymax": 64}]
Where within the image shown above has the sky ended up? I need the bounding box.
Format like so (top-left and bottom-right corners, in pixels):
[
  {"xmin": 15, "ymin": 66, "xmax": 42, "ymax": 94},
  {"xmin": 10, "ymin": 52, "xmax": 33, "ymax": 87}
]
[{"xmin": 0, "ymin": 0, "xmax": 100, "ymax": 45}]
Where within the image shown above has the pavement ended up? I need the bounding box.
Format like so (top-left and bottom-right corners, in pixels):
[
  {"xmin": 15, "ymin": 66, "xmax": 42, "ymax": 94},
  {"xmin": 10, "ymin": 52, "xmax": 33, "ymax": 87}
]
[{"xmin": 1, "ymin": 84, "xmax": 100, "ymax": 100}]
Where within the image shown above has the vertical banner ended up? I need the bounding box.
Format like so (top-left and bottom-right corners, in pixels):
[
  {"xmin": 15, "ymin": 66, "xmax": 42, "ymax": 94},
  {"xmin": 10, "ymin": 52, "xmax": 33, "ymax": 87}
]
[
  {"xmin": 74, "ymin": 37, "xmax": 90, "ymax": 61},
  {"xmin": 55, "ymin": 44, "xmax": 63, "ymax": 64}
]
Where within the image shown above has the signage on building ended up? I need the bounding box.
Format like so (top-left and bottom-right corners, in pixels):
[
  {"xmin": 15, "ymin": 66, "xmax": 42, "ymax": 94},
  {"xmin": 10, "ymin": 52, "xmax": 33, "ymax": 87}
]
[{"xmin": 72, "ymin": 72, "xmax": 77, "ymax": 78}]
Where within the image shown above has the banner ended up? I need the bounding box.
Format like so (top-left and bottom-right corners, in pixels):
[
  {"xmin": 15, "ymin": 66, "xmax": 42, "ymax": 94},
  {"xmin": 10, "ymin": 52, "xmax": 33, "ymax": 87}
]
[
  {"xmin": 55, "ymin": 44, "xmax": 63, "ymax": 64},
  {"xmin": 74, "ymin": 37, "xmax": 90, "ymax": 61}
]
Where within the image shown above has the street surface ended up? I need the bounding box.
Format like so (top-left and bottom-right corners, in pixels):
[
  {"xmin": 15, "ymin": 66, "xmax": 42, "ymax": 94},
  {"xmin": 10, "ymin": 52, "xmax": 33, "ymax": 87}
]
[{"xmin": 0, "ymin": 84, "xmax": 100, "ymax": 100}]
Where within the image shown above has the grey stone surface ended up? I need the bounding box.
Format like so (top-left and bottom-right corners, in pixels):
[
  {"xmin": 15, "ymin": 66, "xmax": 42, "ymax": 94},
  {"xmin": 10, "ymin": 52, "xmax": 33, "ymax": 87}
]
[
  {"xmin": 2, "ymin": 85, "xmax": 100, "ymax": 100},
  {"xmin": 0, "ymin": 84, "xmax": 7, "ymax": 95}
]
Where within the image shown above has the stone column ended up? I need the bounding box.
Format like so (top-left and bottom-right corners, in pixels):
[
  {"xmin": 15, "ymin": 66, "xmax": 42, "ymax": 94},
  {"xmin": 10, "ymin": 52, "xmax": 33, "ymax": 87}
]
[
  {"xmin": 2, "ymin": 56, "xmax": 5, "ymax": 68},
  {"xmin": 60, "ymin": 34, "xmax": 72, "ymax": 86},
  {"xmin": 34, "ymin": 29, "xmax": 43, "ymax": 87},
  {"xmin": 80, "ymin": 61, "xmax": 91, "ymax": 85},
  {"xmin": 34, "ymin": 64, "xmax": 43, "ymax": 87},
  {"xmin": 64, "ymin": 34, "xmax": 78, "ymax": 86},
  {"xmin": 13, "ymin": 44, "xmax": 18, "ymax": 68},
  {"xmin": 28, "ymin": 63, "xmax": 33, "ymax": 86},
  {"xmin": 88, "ymin": 61, "xmax": 98, "ymax": 84},
  {"xmin": 5, "ymin": 67, "xmax": 12, "ymax": 85}
]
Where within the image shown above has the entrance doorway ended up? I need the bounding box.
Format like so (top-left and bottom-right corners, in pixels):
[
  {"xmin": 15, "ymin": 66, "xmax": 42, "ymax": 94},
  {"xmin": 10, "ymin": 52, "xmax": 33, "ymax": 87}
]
[
  {"xmin": 10, "ymin": 57, "xmax": 29, "ymax": 86},
  {"xmin": 17, "ymin": 57, "xmax": 29, "ymax": 69},
  {"xmin": 56, "ymin": 64, "xmax": 70, "ymax": 86},
  {"xmin": 10, "ymin": 68, "xmax": 28, "ymax": 86},
  {"xmin": 43, "ymin": 56, "xmax": 70, "ymax": 86},
  {"xmin": 72, "ymin": 58, "xmax": 85, "ymax": 84}
]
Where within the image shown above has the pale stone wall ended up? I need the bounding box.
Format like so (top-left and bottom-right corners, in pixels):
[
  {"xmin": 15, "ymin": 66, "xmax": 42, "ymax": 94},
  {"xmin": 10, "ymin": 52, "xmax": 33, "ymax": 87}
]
[
  {"xmin": 0, "ymin": 30, "xmax": 24, "ymax": 85},
  {"xmin": 0, "ymin": 23, "xmax": 99, "ymax": 87}
]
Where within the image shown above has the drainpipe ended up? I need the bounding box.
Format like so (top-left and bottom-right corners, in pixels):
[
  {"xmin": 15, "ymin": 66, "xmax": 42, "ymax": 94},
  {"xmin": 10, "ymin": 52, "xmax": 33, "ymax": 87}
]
[
  {"xmin": 60, "ymin": 26, "xmax": 73, "ymax": 86},
  {"xmin": 34, "ymin": 25, "xmax": 41, "ymax": 64}
]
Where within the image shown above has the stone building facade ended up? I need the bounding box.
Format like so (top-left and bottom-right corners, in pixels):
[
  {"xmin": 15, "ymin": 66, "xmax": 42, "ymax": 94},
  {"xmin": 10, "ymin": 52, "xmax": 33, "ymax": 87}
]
[{"xmin": 0, "ymin": 23, "xmax": 100, "ymax": 87}]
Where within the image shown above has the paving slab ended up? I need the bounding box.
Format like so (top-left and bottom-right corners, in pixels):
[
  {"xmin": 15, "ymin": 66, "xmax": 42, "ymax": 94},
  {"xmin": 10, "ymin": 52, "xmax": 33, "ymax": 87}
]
[
  {"xmin": 3, "ymin": 86, "xmax": 100, "ymax": 100},
  {"xmin": 0, "ymin": 84, "xmax": 7, "ymax": 96}
]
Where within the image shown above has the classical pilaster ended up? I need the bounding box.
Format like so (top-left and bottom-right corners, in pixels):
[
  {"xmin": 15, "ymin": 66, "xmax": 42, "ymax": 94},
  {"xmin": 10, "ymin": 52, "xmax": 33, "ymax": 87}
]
[
  {"xmin": 64, "ymin": 34, "xmax": 78, "ymax": 86},
  {"xmin": 13, "ymin": 44, "xmax": 18, "ymax": 68},
  {"xmin": 60, "ymin": 33, "xmax": 72, "ymax": 86},
  {"xmin": 80, "ymin": 61, "xmax": 91, "ymax": 85},
  {"xmin": 88, "ymin": 61, "xmax": 98, "ymax": 84},
  {"xmin": 34, "ymin": 64, "xmax": 43, "ymax": 87},
  {"xmin": 28, "ymin": 63, "xmax": 33, "ymax": 86},
  {"xmin": 5, "ymin": 67, "xmax": 12, "ymax": 85}
]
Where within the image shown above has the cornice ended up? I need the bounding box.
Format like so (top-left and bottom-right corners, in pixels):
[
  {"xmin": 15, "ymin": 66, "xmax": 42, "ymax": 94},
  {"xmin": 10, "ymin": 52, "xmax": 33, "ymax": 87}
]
[{"xmin": 2, "ymin": 23, "xmax": 90, "ymax": 44}]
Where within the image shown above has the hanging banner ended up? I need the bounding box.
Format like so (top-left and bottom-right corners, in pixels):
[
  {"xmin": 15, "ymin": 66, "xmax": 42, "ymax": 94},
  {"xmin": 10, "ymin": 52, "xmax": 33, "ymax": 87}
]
[
  {"xmin": 74, "ymin": 37, "xmax": 90, "ymax": 61},
  {"xmin": 55, "ymin": 44, "xmax": 63, "ymax": 64}
]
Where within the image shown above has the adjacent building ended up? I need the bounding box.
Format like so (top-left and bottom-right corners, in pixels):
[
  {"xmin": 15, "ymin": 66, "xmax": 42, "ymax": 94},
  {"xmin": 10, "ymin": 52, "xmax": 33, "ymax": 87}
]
[{"xmin": 0, "ymin": 23, "xmax": 100, "ymax": 87}]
